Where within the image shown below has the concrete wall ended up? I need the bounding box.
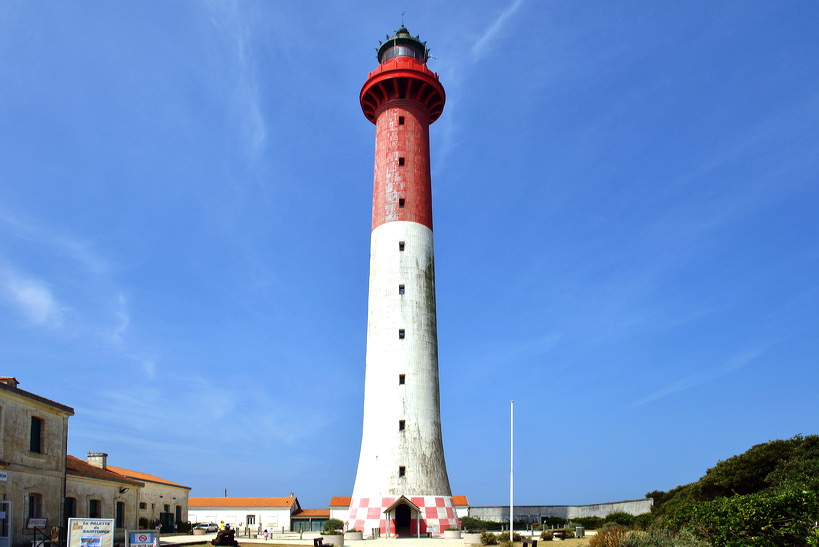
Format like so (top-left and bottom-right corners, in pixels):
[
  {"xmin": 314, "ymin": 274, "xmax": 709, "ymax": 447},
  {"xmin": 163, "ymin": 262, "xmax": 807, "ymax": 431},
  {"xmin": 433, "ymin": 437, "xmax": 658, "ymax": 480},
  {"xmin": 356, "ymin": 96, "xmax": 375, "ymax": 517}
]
[{"xmin": 468, "ymin": 498, "xmax": 654, "ymax": 523}]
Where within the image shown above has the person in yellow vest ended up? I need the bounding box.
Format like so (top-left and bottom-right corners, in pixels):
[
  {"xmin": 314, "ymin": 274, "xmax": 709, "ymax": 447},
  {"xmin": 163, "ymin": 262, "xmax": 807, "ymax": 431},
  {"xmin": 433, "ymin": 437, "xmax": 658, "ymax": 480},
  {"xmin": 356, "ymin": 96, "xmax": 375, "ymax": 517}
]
[{"xmin": 220, "ymin": 522, "xmax": 225, "ymax": 531}]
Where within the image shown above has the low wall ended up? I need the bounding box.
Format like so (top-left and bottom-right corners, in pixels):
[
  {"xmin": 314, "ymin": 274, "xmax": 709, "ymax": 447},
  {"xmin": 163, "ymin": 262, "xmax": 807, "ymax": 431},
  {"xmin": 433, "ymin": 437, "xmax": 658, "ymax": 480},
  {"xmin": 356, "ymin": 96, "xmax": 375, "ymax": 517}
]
[{"xmin": 468, "ymin": 498, "xmax": 653, "ymax": 523}]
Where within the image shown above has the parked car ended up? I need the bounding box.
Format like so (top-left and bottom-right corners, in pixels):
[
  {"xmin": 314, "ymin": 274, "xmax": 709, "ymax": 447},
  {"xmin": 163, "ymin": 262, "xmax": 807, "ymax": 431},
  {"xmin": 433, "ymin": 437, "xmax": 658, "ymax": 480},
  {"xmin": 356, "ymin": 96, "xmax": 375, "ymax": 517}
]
[{"xmin": 195, "ymin": 523, "xmax": 219, "ymax": 533}]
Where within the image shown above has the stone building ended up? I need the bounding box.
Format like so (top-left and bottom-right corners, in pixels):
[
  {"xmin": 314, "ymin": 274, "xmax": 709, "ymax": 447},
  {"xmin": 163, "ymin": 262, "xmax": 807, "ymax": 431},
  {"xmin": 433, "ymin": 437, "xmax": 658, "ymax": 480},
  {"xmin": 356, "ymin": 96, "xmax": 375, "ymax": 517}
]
[
  {"xmin": 107, "ymin": 463, "xmax": 190, "ymax": 528},
  {"xmin": 65, "ymin": 455, "xmax": 143, "ymax": 536},
  {"xmin": 0, "ymin": 377, "xmax": 74, "ymax": 547}
]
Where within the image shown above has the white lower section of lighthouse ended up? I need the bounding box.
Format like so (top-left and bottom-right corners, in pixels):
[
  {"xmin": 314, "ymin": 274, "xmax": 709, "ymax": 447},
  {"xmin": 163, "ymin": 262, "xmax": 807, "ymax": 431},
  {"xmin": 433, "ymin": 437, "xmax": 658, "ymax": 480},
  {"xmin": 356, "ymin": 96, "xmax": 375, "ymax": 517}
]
[{"xmin": 348, "ymin": 220, "xmax": 456, "ymax": 536}]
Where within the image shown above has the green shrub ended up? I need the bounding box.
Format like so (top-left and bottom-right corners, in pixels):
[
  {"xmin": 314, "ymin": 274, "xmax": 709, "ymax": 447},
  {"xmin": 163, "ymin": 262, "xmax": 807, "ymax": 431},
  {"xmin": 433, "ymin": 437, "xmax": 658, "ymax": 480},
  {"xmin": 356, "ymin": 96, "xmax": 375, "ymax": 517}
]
[
  {"xmin": 462, "ymin": 517, "xmax": 502, "ymax": 531},
  {"xmin": 631, "ymin": 513, "xmax": 654, "ymax": 530},
  {"xmin": 573, "ymin": 516, "xmax": 604, "ymax": 530},
  {"xmin": 671, "ymin": 489, "xmax": 819, "ymax": 546},
  {"xmin": 604, "ymin": 512, "xmax": 636, "ymax": 527},
  {"xmin": 480, "ymin": 531, "xmax": 498, "ymax": 545},
  {"xmin": 491, "ymin": 532, "xmax": 521, "ymax": 543},
  {"xmin": 323, "ymin": 518, "xmax": 344, "ymax": 534},
  {"xmin": 540, "ymin": 530, "xmax": 553, "ymax": 541},
  {"xmin": 621, "ymin": 529, "xmax": 711, "ymax": 547}
]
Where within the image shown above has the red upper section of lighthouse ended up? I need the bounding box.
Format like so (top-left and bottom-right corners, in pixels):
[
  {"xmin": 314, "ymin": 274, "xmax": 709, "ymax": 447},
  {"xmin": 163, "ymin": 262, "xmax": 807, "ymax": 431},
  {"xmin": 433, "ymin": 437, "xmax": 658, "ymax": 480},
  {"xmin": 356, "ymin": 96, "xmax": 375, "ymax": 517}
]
[
  {"xmin": 360, "ymin": 26, "xmax": 445, "ymax": 124},
  {"xmin": 365, "ymin": 27, "xmax": 444, "ymax": 232}
]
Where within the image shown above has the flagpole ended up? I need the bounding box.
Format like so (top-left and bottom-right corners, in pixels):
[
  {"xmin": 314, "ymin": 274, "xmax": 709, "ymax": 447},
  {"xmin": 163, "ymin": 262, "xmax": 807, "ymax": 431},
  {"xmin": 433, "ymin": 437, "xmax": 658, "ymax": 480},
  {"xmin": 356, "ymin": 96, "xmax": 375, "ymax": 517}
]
[{"xmin": 510, "ymin": 400, "xmax": 514, "ymax": 543}]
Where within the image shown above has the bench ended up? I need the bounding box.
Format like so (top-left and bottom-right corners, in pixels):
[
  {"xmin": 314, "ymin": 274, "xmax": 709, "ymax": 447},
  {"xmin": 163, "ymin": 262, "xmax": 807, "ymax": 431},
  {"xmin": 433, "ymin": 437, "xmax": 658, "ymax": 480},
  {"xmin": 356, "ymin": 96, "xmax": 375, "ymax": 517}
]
[{"xmin": 522, "ymin": 539, "xmax": 537, "ymax": 547}]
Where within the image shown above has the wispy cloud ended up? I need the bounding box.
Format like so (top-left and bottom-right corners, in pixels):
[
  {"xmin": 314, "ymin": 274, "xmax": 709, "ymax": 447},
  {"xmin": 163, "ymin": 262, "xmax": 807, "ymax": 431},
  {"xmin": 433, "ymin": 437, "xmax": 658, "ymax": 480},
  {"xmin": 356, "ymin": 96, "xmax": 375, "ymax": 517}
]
[
  {"xmin": 0, "ymin": 267, "xmax": 64, "ymax": 327},
  {"xmin": 471, "ymin": 0, "xmax": 526, "ymax": 60},
  {"xmin": 0, "ymin": 210, "xmax": 137, "ymax": 352},
  {"xmin": 204, "ymin": 1, "xmax": 267, "ymax": 163},
  {"xmin": 109, "ymin": 292, "xmax": 131, "ymax": 344},
  {"xmin": 629, "ymin": 345, "xmax": 772, "ymax": 408},
  {"xmin": 0, "ymin": 210, "xmax": 110, "ymax": 275}
]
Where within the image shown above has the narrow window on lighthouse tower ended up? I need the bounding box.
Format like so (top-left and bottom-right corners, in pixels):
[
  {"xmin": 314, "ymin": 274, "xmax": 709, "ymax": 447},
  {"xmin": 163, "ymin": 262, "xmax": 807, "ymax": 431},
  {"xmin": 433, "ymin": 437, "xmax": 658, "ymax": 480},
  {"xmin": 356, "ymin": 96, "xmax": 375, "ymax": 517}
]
[
  {"xmin": 399, "ymin": 420, "xmax": 405, "ymax": 431},
  {"xmin": 399, "ymin": 198, "xmax": 405, "ymax": 208},
  {"xmin": 399, "ymin": 116, "xmax": 405, "ymax": 125},
  {"xmin": 399, "ymin": 329, "xmax": 405, "ymax": 340},
  {"xmin": 398, "ymin": 157, "xmax": 405, "ymax": 166},
  {"xmin": 399, "ymin": 241, "xmax": 405, "ymax": 251},
  {"xmin": 398, "ymin": 466, "xmax": 406, "ymax": 477},
  {"xmin": 399, "ymin": 284, "xmax": 405, "ymax": 295},
  {"xmin": 398, "ymin": 374, "xmax": 405, "ymax": 385}
]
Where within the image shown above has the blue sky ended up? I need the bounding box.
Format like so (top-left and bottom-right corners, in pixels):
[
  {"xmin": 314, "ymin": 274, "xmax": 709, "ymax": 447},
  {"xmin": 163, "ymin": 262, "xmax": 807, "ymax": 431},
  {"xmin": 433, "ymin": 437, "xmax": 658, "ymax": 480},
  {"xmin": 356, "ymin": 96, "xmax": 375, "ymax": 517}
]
[{"xmin": 1, "ymin": 1, "xmax": 817, "ymax": 510}]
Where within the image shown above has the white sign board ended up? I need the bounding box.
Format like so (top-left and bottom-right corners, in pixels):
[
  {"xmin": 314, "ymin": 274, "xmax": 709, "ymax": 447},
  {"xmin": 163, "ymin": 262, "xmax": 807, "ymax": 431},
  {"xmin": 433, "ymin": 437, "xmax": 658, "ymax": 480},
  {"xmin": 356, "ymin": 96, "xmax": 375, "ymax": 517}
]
[
  {"xmin": 127, "ymin": 531, "xmax": 157, "ymax": 547},
  {"xmin": 68, "ymin": 519, "xmax": 115, "ymax": 547}
]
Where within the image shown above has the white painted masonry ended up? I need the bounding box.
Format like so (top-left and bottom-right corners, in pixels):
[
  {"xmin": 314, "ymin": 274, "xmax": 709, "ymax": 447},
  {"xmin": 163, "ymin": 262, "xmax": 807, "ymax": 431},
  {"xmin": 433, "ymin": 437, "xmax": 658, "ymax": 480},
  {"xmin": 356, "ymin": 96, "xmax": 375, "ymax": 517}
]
[{"xmin": 352, "ymin": 221, "xmax": 450, "ymax": 498}]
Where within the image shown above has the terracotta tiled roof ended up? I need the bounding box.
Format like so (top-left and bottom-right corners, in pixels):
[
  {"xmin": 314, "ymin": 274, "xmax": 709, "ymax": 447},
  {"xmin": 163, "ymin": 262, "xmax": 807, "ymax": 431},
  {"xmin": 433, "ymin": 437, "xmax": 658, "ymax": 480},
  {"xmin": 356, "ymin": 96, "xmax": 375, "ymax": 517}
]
[
  {"xmin": 66, "ymin": 456, "xmax": 143, "ymax": 487},
  {"xmin": 190, "ymin": 497, "xmax": 296, "ymax": 508},
  {"xmin": 0, "ymin": 379, "xmax": 74, "ymax": 415},
  {"xmin": 329, "ymin": 496, "xmax": 351, "ymax": 507},
  {"xmin": 107, "ymin": 465, "xmax": 190, "ymax": 490},
  {"xmin": 453, "ymin": 496, "xmax": 469, "ymax": 506},
  {"xmin": 292, "ymin": 509, "xmax": 330, "ymax": 518}
]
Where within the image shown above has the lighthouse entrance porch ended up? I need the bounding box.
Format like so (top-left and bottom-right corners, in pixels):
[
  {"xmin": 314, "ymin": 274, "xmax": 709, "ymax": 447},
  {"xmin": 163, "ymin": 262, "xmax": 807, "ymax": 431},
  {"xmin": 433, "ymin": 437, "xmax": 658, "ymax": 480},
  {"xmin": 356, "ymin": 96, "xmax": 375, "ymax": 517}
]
[
  {"xmin": 383, "ymin": 496, "xmax": 422, "ymax": 538},
  {"xmin": 395, "ymin": 504, "xmax": 411, "ymax": 536}
]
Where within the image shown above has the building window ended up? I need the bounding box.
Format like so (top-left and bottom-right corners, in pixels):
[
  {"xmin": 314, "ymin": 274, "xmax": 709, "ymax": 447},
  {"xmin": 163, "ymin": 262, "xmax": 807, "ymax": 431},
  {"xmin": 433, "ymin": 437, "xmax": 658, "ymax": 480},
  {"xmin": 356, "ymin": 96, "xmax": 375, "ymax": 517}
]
[
  {"xmin": 30, "ymin": 416, "xmax": 43, "ymax": 453},
  {"xmin": 89, "ymin": 499, "xmax": 101, "ymax": 518},
  {"xmin": 399, "ymin": 285, "xmax": 405, "ymax": 295},
  {"xmin": 398, "ymin": 466, "xmax": 406, "ymax": 477},
  {"xmin": 399, "ymin": 420, "xmax": 405, "ymax": 431},
  {"xmin": 398, "ymin": 329, "xmax": 405, "ymax": 340},
  {"xmin": 65, "ymin": 497, "xmax": 77, "ymax": 519},
  {"xmin": 399, "ymin": 116, "xmax": 405, "ymax": 125},
  {"xmin": 116, "ymin": 502, "xmax": 125, "ymax": 528},
  {"xmin": 163, "ymin": 505, "xmax": 170, "ymax": 513},
  {"xmin": 399, "ymin": 374, "xmax": 405, "ymax": 385},
  {"xmin": 176, "ymin": 506, "xmax": 182, "ymax": 524},
  {"xmin": 398, "ymin": 198, "xmax": 405, "ymax": 208},
  {"xmin": 139, "ymin": 502, "xmax": 147, "ymax": 510},
  {"xmin": 399, "ymin": 241, "xmax": 405, "ymax": 251},
  {"xmin": 398, "ymin": 157, "xmax": 405, "ymax": 166},
  {"xmin": 246, "ymin": 515, "xmax": 256, "ymax": 525},
  {"xmin": 28, "ymin": 494, "xmax": 42, "ymax": 518}
]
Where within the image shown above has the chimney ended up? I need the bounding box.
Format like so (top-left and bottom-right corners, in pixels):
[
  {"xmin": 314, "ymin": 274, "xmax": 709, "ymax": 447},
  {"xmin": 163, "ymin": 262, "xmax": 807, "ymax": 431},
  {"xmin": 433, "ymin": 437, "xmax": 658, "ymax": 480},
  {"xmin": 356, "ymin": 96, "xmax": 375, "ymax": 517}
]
[
  {"xmin": 87, "ymin": 452, "xmax": 108, "ymax": 469},
  {"xmin": 0, "ymin": 377, "xmax": 20, "ymax": 388}
]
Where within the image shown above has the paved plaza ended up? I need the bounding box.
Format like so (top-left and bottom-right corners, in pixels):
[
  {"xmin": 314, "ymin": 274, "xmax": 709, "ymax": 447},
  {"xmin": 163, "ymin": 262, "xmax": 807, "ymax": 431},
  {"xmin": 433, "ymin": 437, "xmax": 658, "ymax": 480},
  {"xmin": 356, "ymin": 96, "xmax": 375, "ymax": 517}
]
[{"xmin": 160, "ymin": 534, "xmax": 469, "ymax": 547}]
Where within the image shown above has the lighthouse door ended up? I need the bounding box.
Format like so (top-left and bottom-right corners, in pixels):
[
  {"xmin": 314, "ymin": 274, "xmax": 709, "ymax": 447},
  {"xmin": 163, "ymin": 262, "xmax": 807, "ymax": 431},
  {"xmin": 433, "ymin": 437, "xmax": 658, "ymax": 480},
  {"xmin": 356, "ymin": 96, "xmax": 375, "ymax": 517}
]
[{"xmin": 395, "ymin": 504, "xmax": 412, "ymax": 537}]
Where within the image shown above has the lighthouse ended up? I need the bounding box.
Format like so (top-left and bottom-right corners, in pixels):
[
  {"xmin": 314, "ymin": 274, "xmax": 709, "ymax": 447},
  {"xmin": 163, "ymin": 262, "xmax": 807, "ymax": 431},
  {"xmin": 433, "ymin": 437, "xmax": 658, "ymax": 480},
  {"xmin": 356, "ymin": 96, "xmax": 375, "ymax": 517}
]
[{"xmin": 346, "ymin": 26, "xmax": 456, "ymax": 538}]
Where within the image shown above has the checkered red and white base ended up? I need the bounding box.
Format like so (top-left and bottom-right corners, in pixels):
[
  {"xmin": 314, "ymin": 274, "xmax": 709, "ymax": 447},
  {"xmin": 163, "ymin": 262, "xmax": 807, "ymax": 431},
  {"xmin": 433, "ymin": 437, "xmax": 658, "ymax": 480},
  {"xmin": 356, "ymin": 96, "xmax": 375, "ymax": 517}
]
[{"xmin": 346, "ymin": 495, "xmax": 457, "ymax": 538}]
